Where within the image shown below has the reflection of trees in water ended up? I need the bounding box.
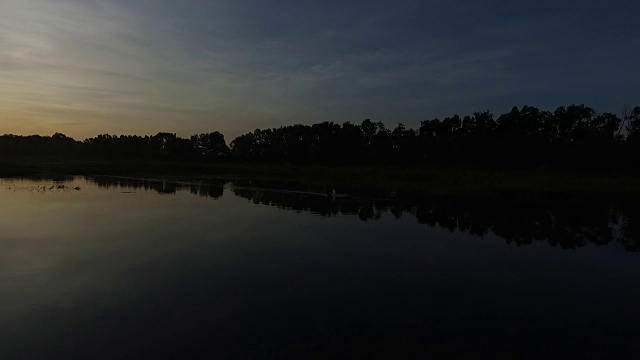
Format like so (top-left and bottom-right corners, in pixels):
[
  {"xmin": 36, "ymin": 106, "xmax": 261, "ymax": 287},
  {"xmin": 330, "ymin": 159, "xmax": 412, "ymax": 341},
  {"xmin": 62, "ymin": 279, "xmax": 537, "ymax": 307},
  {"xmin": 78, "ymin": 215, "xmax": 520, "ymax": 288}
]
[
  {"xmin": 231, "ymin": 187, "xmax": 640, "ymax": 252},
  {"xmin": 89, "ymin": 177, "xmax": 225, "ymax": 199},
  {"xmin": 615, "ymin": 206, "xmax": 640, "ymax": 252},
  {"xmin": 2, "ymin": 175, "xmax": 76, "ymax": 183},
  {"xmin": 188, "ymin": 183, "xmax": 224, "ymax": 199},
  {"xmin": 86, "ymin": 176, "xmax": 640, "ymax": 252}
]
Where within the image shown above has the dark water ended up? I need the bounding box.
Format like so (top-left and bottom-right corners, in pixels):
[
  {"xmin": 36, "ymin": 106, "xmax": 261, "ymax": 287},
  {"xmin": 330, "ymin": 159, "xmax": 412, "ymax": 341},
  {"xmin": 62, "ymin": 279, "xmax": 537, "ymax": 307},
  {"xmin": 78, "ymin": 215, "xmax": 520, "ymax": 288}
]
[{"xmin": 1, "ymin": 176, "xmax": 639, "ymax": 359}]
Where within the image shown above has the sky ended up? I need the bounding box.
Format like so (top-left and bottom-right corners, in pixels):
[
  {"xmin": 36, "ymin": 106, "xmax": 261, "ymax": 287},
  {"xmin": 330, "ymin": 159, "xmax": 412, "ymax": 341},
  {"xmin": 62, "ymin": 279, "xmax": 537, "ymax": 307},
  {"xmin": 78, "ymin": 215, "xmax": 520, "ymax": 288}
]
[{"xmin": 1, "ymin": 0, "xmax": 638, "ymax": 140}]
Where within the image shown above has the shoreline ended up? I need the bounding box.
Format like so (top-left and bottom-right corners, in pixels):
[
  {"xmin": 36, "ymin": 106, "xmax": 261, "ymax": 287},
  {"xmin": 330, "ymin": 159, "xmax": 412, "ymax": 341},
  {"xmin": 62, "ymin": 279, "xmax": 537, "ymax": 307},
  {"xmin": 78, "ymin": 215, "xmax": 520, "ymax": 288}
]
[{"xmin": 2, "ymin": 159, "xmax": 640, "ymax": 200}]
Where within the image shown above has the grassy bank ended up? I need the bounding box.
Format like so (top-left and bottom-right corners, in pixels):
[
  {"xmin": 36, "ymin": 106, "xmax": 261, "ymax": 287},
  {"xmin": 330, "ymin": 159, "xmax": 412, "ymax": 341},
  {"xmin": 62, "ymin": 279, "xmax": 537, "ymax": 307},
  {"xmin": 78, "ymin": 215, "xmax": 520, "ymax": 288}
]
[{"xmin": 2, "ymin": 158, "xmax": 640, "ymax": 200}]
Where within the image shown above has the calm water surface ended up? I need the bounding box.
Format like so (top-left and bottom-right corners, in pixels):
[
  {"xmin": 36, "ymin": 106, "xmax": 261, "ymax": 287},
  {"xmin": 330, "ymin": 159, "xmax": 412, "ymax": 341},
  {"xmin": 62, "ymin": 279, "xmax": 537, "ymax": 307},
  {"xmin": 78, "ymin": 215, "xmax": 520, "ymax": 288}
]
[{"xmin": 1, "ymin": 176, "xmax": 639, "ymax": 359}]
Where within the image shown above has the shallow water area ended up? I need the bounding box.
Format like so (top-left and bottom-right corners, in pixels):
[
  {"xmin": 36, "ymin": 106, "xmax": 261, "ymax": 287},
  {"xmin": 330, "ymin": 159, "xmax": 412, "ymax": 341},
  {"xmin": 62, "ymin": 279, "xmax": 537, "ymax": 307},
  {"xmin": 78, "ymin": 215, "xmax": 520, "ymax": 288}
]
[{"xmin": 1, "ymin": 176, "xmax": 639, "ymax": 359}]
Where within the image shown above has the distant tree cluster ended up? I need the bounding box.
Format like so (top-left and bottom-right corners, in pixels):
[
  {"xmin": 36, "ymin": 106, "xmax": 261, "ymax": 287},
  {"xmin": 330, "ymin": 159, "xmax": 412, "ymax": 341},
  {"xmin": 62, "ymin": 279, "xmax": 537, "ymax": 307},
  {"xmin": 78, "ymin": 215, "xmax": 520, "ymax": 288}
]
[
  {"xmin": 230, "ymin": 105, "xmax": 640, "ymax": 172},
  {"xmin": 1, "ymin": 104, "xmax": 639, "ymax": 172},
  {"xmin": 0, "ymin": 131, "xmax": 228, "ymax": 161}
]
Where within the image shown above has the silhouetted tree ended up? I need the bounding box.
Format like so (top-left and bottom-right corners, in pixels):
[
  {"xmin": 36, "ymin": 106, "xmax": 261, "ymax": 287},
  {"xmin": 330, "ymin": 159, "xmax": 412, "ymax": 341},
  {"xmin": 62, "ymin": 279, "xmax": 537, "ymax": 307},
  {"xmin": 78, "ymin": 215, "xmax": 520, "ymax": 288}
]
[{"xmin": 191, "ymin": 132, "xmax": 229, "ymax": 160}]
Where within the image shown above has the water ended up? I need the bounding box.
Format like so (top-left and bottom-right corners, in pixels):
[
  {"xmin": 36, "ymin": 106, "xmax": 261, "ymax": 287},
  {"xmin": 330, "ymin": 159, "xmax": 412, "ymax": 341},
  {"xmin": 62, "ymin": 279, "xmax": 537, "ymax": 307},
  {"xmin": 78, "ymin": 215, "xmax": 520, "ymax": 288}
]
[{"xmin": 1, "ymin": 176, "xmax": 639, "ymax": 359}]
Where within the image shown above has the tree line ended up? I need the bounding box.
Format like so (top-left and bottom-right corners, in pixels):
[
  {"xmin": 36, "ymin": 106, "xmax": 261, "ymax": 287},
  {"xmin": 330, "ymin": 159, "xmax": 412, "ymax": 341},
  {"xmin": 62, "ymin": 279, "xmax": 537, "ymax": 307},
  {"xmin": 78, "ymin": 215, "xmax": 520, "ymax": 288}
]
[{"xmin": 2, "ymin": 104, "xmax": 640, "ymax": 173}]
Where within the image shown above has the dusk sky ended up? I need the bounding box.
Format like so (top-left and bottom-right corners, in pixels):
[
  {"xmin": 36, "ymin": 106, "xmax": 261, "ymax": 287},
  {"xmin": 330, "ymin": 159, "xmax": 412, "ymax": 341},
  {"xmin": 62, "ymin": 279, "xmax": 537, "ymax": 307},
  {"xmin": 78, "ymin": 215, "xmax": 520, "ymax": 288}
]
[{"xmin": 1, "ymin": 0, "xmax": 638, "ymax": 140}]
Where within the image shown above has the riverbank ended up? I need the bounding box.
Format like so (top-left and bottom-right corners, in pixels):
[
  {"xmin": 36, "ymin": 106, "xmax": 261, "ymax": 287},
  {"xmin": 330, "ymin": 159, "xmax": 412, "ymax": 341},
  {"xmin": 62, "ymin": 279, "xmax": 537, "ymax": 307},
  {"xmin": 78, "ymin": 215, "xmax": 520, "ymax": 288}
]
[{"xmin": 2, "ymin": 158, "xmax": 640, "ymax": 200}]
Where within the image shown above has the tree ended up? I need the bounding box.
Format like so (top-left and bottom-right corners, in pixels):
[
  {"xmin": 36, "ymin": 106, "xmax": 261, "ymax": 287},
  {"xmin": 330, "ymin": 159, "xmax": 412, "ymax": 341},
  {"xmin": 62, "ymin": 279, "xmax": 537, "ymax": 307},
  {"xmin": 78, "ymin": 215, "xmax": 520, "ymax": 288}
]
[
  {"xmin": 191, "ymin": 132, "xmax": 229, "ymax": 160},
  {"xmin": 626, "ymin": 106, "xmax": 640, "ymax": 138}
]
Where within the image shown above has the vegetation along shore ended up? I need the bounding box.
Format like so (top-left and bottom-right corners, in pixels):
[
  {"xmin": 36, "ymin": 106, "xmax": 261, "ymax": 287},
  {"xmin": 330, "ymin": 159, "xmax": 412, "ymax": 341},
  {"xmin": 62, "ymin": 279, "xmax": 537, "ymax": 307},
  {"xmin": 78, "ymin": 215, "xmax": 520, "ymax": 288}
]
[{"xmin": 2, "ymin": 104, "xmax": 640, "ymax": 199}]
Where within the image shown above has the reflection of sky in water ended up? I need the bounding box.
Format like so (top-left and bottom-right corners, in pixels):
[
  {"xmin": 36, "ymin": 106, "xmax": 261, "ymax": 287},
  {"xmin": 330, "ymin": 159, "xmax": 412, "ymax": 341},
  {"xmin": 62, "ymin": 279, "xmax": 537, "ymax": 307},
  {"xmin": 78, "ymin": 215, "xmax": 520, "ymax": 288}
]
[{"xmin": 1, "ymin": 177, "xmax": 639, "ymax": 358}]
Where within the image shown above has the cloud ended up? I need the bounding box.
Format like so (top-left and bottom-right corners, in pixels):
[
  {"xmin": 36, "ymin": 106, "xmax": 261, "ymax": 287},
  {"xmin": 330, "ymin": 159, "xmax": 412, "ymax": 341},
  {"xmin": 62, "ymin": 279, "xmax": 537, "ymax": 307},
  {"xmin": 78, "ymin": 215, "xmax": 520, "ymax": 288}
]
[
  {"xmin": 0, "ymin": 2, "xmax": 155, "ymax": 114},
  {"xmin": 0, "ymin": 0, "xmax": 638, "ymax": 138}
]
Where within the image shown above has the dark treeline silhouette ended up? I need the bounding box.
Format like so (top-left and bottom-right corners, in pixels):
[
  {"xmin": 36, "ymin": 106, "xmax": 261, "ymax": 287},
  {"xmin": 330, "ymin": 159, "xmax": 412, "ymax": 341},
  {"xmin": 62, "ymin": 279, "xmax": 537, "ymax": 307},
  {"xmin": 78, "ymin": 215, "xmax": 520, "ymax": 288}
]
[
  {"xmin": 229, "ymin": 104, "xmax": 640, "ymax": 171},
  {"xmin": 0, "ymin": 131, "xmax": 229, "ymax": 161},
  {"xmin": 2, "ymin": 104, "xmax": 640, "ymax": 173},
  {"xmin": 82, "ymin": 176, "xmax": 639, "ymax": 252}
]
